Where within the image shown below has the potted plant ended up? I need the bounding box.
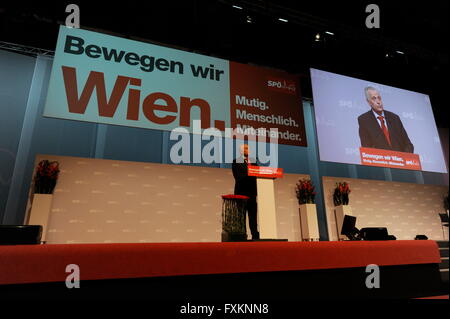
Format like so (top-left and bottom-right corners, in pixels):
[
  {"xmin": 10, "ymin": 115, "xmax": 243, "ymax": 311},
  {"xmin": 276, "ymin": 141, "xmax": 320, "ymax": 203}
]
[
  {"xmin": 34, "ymin": 160, "xmax": 60, "ymax": 194},
  {"xmin": 333, "ymin": 182, "xmax": 351, "ymax": 206},
  {"xmin": 28, "ymin": 160, "xmax": 60, "ymax": 243},
  {"xmin": 296, "ymin": 179, "xmax": 319, "ymax": 241},
  {"xmin": 333, "ymin": 182, "xmax": 352, "ymax": 240},
  {"xmin": 296, "ymin": 179, "xmax": 317, "ymax": 204}
]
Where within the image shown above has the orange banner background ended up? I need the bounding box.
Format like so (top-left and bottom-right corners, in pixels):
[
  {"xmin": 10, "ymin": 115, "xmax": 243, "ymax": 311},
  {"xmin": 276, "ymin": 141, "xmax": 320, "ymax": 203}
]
[
  {"xmin": 247, "ymin": 166, "xmax": 284, "ymax": 178},
  {"xmin": 359, "ymin": 147, "xmax": 422, "ymax": 171}
]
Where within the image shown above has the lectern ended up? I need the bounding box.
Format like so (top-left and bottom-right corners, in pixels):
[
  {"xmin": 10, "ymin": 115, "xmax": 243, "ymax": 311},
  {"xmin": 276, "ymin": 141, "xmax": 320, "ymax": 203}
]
[{"xmin": 247, "ymin": 166, "xmax": 283, "ymax": 239}]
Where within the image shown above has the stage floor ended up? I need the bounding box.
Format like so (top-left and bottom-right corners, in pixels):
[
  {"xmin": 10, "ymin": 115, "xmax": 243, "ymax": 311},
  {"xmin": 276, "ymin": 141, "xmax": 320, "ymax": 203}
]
[{"xmin": 0, "ymin": 240, "xmax": 445, "ymax": 300}]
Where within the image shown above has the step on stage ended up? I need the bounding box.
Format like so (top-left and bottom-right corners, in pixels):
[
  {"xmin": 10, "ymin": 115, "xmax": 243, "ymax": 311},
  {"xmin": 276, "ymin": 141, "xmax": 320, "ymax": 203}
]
[{"xmin": 0, "ymin": 240, "xmax": 445, "ymax": 300}]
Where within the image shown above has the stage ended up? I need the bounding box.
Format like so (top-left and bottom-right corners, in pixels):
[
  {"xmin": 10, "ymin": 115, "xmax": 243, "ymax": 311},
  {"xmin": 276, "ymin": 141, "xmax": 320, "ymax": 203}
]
[{"xmin": 0, "ymin": 240, "xmax": 445, "ymax": 300}]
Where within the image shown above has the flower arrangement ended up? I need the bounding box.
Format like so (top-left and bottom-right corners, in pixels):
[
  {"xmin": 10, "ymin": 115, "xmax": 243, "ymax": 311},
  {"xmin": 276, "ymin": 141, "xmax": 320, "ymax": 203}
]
[
  {"xmin": 33, "ymin": 160, "xmax": 60, "ymax": 194},
  {"xmin": 296, "ymin": 179, "xmax": 316, "ymax": 204},
  {"xmin": 333, "ymin": 182, "xmax": 351, "ymax": 206}
]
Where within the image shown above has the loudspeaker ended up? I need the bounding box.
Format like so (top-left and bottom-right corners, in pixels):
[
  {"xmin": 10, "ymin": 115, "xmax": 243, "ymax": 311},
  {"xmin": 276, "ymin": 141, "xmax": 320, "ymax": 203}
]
[
  {"xmin": 0, "ymin": 225, "xmax": 43, "ymax": 245},
  {"xmin": 359, "ymin": 227, "xmax": 389, "ymax": 240},
  {"xmin": 341, "ymin": 215, "xmax": 360, "ymax": 240},
  {"xmin": 221, "ymin": 231, "xmax": 247, "ymax": 242}
]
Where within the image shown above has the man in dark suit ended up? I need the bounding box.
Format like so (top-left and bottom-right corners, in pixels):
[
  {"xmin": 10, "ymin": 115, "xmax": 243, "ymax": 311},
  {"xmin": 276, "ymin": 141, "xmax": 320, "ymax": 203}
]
[
  {"xmin": 358, "ymin": 86, "xmax": 414, "ymax": 153},
  {"xmin": 232, "ymin": 144, "xmax": 260, "ymax": 240}
]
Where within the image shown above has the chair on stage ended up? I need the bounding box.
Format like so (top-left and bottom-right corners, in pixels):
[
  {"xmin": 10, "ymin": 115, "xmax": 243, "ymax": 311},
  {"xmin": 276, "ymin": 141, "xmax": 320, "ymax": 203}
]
[{"xmin": 438, "ymin": 213, "xmax": 449, "ymax": 239}]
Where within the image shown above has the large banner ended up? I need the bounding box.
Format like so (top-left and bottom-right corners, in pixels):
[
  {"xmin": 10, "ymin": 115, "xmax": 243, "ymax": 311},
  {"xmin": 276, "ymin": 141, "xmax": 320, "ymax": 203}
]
[
  {"xmin": 44, "ymin": 26, "xmax": 306, "ymax": 146},
  {"xmin": 310, "ymin": 68, "xmax": 447, "ymax": 173}
]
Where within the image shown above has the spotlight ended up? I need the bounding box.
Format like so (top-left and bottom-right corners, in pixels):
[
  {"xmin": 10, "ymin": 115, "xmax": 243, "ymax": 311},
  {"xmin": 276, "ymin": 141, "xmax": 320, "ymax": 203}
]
[
  {"xmin": 278, "ymin": 18, "xmax": 288, "ymax": 23},
  {"xmin": 232, "ymin": 5, "xmax": 243, "ymax": 10},
  {"xmin": 325, "ymin": 31, "xmax": 334, "ymax": 35},
  {"xmin": 315, "ymin": 33, "xmax": 321, "ymax": 41},
  {"xmin": 246, "ymin": 16, "xmax": 253, "ymax": 23}
]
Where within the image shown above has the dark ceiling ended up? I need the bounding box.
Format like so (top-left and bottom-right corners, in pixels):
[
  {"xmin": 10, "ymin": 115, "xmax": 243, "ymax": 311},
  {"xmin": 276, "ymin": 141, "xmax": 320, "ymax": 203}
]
[{"xmin": 0, "ymin": 0, "xmax": 448, "ymax": 128}]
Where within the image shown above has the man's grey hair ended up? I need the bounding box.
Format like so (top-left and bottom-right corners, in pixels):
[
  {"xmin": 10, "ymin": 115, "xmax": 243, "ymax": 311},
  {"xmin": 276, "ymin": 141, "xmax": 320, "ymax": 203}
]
[{"xmin": 364, "ymin": 86, "xmax": 379, "ymax": 100}]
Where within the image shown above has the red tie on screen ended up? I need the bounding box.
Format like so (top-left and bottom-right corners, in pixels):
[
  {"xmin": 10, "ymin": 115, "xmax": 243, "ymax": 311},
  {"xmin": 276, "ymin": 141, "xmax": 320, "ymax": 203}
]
[{"xmin": 377, "ymin": 115, "xmax": 391, "ymax": 146}]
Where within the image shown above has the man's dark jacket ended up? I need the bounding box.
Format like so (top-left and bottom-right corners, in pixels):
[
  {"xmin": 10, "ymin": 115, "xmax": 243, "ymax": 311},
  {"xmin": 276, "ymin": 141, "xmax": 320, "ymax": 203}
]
[
  {"xmin": 358, "ymin": 110, "xmax": 414, "ymax": 153},
  {"xmin": 232, "ymin": 157, "xmax": 257, "ymax": 198}
]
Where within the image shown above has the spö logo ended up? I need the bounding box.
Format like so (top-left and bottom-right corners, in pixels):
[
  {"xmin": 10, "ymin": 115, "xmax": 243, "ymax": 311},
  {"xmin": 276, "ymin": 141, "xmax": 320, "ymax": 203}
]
[{"xmin": 267, "ymin": 78, "xmax": 297, "ymax": 95}]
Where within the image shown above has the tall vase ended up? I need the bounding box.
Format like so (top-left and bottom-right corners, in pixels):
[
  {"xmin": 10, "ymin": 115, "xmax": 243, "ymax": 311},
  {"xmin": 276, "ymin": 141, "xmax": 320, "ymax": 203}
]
[
  {"xmin": 334, "ymin": 205, "xmax": 352, "ymax": 241},
  {"xmin": 27, "ymin": 194, "xmax": 53, "ymax": 243},
  {"xmin": 299, "ymin": 204, "xmax": 320, "ymax": 241}
]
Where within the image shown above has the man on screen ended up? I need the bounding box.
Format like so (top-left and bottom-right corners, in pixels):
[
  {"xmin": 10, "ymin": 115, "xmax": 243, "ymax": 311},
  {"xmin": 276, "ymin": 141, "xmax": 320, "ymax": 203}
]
[{"xmin": 358, "ymin": 86, "xmax": 414, "ymax": 153}]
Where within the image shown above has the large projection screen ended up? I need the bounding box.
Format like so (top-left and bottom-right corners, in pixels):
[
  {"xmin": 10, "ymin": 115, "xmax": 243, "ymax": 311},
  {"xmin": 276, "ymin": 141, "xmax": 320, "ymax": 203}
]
[{"xmin": 310, "ymin": 68, "xmax": 447, "ymax": 173}]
